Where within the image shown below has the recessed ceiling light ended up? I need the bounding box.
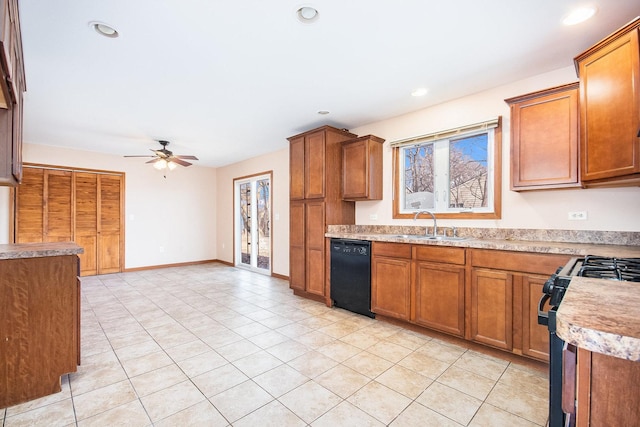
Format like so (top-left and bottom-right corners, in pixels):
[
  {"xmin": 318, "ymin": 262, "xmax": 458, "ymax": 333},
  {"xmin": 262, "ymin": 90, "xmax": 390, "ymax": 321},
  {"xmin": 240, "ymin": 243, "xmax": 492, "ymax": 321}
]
[
  {"xmin": 89, "ymin": 21, "xmax": 119, "ymax": 38},
  {"xmin": 563, "ymin": 7, "xmax": 597, "ymax": 26},
  {"xmin": 411, "ymin": 88, "xmax": 428, "ymax": 97},
  {"xmin": 297, "ymin": 6, "xmax": 319, "ymax": 23},
  {"xmin": 317, "ymin": 110, "xmax": 330, "ymax": 115}
]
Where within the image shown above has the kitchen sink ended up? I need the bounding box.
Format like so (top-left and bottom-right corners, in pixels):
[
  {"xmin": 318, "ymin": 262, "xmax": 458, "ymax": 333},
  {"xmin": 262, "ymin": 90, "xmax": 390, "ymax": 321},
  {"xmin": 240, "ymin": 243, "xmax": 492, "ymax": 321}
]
[
  {"xmin": 388, "ymin": 234, "xmax": 469, "ymax": 241},
  {"xmin": 423, "ymin": 235, "xmax": 469, "ymax": 241}
]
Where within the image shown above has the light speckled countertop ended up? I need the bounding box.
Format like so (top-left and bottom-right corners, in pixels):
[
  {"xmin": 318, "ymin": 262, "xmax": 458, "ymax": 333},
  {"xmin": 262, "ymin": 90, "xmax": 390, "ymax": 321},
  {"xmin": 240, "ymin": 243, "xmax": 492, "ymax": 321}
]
[
  {"xmin": 556, "ymin": 277, "xmax": 640, "ymax": 361},
  {"xmin": 0, "ymin": 242, "xmax": 84, "ymax": 260},
  {"xmin": 326, "ymin": 225, "xmax": 640, "ymax": 258}
]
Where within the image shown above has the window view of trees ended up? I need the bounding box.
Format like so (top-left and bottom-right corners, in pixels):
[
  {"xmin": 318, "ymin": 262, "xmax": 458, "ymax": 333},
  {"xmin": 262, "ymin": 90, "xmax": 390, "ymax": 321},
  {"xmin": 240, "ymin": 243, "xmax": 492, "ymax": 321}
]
[
  {"xmin": 449, "ymin": 134, "xmax": 488, "ymax": 208},
  {"xmin": 404, "ymin": 144, "xmax": 434, "ymax": 209},
  {"xmin": 402, "ymin": 132, "xmax": 489, "ymax": 212}
]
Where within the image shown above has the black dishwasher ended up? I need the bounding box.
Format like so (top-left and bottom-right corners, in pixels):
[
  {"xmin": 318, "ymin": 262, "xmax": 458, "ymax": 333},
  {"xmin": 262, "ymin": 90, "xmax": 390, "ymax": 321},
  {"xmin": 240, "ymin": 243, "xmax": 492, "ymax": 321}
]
[{"xmin": 330, "ymin": 239, "xmax": 374, "ymax": 318}]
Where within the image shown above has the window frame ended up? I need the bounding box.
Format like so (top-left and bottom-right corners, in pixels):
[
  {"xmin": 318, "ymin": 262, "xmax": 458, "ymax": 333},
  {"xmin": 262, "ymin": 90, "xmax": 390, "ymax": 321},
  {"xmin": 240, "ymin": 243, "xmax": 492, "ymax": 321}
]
[{"xmin": 392, "ymin": 118, "xmax": 502, "ymax": 220}]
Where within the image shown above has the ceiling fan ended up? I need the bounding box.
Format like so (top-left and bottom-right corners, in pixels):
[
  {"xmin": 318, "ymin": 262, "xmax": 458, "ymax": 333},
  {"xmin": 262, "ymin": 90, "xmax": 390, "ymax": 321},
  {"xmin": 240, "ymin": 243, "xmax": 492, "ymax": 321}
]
[{"xmin": 124, "ymin": 140, "xmax": 199, "ymax": 170}]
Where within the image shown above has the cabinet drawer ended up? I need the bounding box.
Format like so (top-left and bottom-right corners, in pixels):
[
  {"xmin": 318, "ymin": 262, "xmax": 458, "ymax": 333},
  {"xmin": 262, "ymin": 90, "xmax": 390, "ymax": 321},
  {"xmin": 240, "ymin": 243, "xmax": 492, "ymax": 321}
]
[
  {"xmin": 413, "ymin": 245, "xmax": 465, "ymax": 265},
  {"xmin": 372, "ymin": 242, "xmax": 411, "ymax": 259},
  {"xmin": 471, "ymin": 249, "xmax": 570, "ymax": 275}
]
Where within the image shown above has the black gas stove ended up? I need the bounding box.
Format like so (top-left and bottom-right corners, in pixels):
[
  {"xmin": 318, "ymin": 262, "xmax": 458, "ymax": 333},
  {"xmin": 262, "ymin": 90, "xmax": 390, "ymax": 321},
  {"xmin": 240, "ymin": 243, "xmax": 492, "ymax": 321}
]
[{"xmin": 538, "ymin": 255, "xmax": 640, "ymax": 427}]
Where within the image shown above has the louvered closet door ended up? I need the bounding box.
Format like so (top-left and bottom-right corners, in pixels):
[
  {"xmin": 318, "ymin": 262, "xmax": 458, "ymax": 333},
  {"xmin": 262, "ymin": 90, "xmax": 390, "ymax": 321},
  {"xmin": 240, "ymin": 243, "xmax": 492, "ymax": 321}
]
[
  {"xmin": 98, "ymin": 175, "xmax": 122, "ymax": 274},
  {"xmin": 15, "ymin": 168, "xmax": 72, "ymax": 243},
  {"xmin": 74, "ymin": 172, "xmax": 98, "ymax": 276},
  {"xmin": 15, "ymin": 167, "xmax": 44, "ymax": 243},
  {"xmin": 14, "ymin": 166, "xmax": 124, "ymax": 276},
  {"xmin": 44, "ymin": 170, "xmax": 73, "ymax": 242}
]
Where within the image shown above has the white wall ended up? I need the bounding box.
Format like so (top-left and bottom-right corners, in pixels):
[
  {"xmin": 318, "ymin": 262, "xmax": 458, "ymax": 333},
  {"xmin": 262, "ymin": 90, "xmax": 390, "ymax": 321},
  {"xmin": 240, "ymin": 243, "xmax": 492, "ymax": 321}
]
[
  {"xmin": 215, "ymin": 148, "xmax": 289, "ymax": 277},
  {"xmin": 0, "ymin": 143, "xmax": 218, "ymax": 269},
  {"xmin": 350, "ymin": 66, "xmax": 640, "ymax": 232}
]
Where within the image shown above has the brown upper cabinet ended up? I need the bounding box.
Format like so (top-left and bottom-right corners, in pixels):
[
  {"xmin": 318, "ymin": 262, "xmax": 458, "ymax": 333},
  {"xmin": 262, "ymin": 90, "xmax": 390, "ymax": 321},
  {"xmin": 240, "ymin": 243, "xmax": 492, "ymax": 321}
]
[
  {"xmin": 289, "ymin": 126, "xmax": 357, "ymax": 200},
  {"xmin": 505, "ymin": 83, "xmax": 580, "ymax": 191},
  {"xmin": 0, "ymin": 0, "xmax": 25, "ymax": 187},
  {"xmin": 342, "ymin": 135, "xmax": 384, "ymax": 200},
  {"xmin": 574, "ymin": 17, "xmax": 640, "ymax": 186}
]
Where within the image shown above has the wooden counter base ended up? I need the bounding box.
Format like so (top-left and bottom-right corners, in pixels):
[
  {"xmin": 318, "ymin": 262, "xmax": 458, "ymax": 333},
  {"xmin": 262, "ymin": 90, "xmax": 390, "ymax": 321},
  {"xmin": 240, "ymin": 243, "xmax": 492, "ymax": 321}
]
[{"xmin": 1, "ymin": 254, "xmax": 80, "ymax": 408}]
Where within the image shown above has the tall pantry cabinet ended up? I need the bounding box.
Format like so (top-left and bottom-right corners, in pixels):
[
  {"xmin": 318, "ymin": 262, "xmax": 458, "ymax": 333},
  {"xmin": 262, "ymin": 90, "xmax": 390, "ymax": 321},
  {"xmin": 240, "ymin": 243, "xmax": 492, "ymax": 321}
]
[{"xmin": 288, "ymin": 126, "xmax": 357, "ymax": 303}]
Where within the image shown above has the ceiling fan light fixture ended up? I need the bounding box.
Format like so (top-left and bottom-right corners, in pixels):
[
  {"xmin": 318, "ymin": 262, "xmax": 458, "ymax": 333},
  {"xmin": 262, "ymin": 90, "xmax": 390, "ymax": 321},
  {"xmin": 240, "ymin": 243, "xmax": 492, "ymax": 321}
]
[
  {"xmin": 154, "ymin": 159, "xmax": 168, "ymax": 170},
  {"xmin": 167, "ymin": 161, "xmax": 177, "ymax": 171},
  {"xmin": 89, "ymin": 21, "xmax": 119, "ymax": 38}
]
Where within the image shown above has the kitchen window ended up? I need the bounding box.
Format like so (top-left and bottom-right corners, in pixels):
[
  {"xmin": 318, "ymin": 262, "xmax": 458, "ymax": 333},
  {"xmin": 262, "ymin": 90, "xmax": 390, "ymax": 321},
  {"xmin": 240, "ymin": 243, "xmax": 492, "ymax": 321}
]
[{"xmin": 392, "ymin": 117, "xmax": 502, "ymax": 219}]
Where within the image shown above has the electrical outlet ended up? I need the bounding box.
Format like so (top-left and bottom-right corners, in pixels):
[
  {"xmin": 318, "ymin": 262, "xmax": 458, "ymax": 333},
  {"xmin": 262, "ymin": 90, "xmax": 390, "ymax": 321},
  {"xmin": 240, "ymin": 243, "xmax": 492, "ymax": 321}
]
[
  {"xmin": 159, "ymin": 246, "xmax": 164, "ymax": 253},
  {"xmin": 369, "ymin": 214, "xmax": 378, "ymax": 221},
  {"xmin": 568, "ymin": 211, "xmax": 587, "ymax": 220}
]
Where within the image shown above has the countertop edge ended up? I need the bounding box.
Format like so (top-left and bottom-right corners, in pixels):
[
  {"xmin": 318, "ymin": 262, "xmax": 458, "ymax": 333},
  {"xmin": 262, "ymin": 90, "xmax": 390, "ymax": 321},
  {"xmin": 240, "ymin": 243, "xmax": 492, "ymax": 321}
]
[
  {"xmin": 556, "ymin": 277, "xmax": 640, "ymax": 361},
  {"xmin": 0, "ymin": 242, "xmax": 84, "ymax": 260},
  {"xmin": 557, "ymin": 319, "xmax": 640, "ymax": 362},
  {"xmin": 325, "ymin": 232, "xmax": 640, "ymax": 257}
]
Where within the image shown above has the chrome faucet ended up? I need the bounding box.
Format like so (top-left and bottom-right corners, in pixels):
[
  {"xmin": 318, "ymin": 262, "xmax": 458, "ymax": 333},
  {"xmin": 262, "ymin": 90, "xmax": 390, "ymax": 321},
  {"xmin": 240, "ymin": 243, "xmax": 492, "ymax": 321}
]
[{"xmin": 413, "ymin": 210, "xmax": 437, "ymax": 237}]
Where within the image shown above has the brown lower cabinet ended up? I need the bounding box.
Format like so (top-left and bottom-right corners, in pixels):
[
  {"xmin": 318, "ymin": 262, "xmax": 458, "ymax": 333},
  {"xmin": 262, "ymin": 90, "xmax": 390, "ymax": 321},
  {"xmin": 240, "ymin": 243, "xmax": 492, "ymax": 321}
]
[
  {"xmin": 570, "ymin": 347, "xmax": 640, "ymax": 426},
  {"xmin": 370, "ymin": 243, "xmax": 569, "ymax": 362},
  {"xmin": 470, "ymin": 268, "xmax": 514, "ymax": 350},
  {"xmin": 469, "ymin": 249, "xmax": 570, "ymax": 361},
  {"xmin": 468, "ymin": 269, "xmax": 552, "ymax": 356},
  {"xmin": 371, "ymin": 242, "xmax": 412, "ymax": 320},
  {"xmin": 0, "ymin": 254, "xmax": 80, "ymax": 408},
  {"xmin": 413, "ymin": 245, "xmax": 465, "ymax": 337}
]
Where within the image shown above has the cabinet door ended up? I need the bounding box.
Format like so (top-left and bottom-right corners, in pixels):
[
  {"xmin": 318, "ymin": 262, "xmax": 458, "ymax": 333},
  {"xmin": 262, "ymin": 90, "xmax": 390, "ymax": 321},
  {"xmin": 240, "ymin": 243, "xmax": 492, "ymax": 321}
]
[
  {"xmin": 304, "ymin": 131, "xmax": 325, "ymax": 199},
  {"xmin": 289, "ymin": 136, "xmax": 305, "ymax": 200},
  {"xmin": 342, "ymin": 138, "xmax": 369, "ymax": 199},
  {"xmin": 470, "ymin": 268, "xmax": 513, "ymax": 350},
  {"xmin": 508, "ymin": 84, "xmax": 580, "ymax": 190},
  {"xmin": 289, "ymin": 202, "xmax": 305, "ymax": 291},
  {"xmin": 413, "ymin": 261, "xmax": 465, "ymax": 337},
  {"xmin": 342, "ymin": 135, "xmax": 384, "ymax": 200},
  {"xmin": 305, "ymin": 201, "xmax": 325, "ymax": 296},
  {"xmin": 578, "ymin": 25, "xmax": 640, "ymax": 181},
  {"xmin": 521, "ymin": 274, "xmax": 550, "ymax": 361},
  {"xmin": 371, "ymin": 255, "xmax": 411, "ymax": 320}
]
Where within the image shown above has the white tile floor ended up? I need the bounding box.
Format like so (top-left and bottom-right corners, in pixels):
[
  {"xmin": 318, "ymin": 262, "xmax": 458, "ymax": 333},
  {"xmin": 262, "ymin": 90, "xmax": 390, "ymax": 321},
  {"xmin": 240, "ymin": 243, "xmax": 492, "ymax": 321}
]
[{"xmin": 1, "ymin": 263, "xmax": 550, "ymax": 426}]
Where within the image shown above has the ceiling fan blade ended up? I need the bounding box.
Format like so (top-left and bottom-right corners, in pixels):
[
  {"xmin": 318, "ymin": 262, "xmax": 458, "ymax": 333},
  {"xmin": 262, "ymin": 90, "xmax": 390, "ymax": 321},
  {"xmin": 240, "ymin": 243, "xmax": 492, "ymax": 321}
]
[
  {"xmin": 169, "ymin": 157, "xmax": 192, "ymax": 167},
  {"xmin": 146, "ymin": 158, "xmax": 162, "ymax": 164},
  {"xmin": 174, "ymin": 155, "xmax": 199, "ymax": 160},
  {"xmin": 124, "ymin": 155, "xmax": 156, "ymax": 158}
]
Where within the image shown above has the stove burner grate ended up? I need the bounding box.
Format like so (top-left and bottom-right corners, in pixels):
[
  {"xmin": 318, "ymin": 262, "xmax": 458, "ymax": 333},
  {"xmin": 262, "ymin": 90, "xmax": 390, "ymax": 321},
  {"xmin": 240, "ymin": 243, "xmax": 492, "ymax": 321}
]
[{"xmin": 578, "ymin": 256, "xmax": 640, "ymax": 282}]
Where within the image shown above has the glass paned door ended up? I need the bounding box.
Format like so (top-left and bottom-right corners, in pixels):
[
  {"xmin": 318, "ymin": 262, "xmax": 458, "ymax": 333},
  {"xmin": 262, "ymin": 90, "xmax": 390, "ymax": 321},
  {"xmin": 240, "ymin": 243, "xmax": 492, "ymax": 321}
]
[{"xmin": 235, "ymin": 173, "xmax": 271, "ymax": 273}]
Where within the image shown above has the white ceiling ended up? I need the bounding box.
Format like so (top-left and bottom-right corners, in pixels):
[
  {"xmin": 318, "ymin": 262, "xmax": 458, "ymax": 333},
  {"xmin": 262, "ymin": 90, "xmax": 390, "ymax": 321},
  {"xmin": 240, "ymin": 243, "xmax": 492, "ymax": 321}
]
[{"xmin": 18, "ymin": 1, "xmax": 639, "ymax": 168}]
